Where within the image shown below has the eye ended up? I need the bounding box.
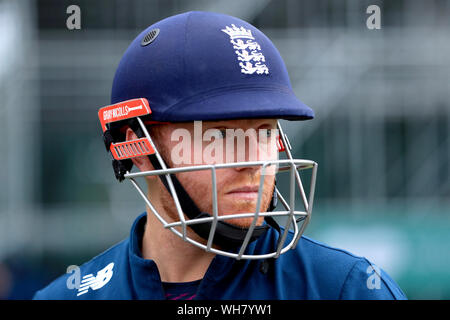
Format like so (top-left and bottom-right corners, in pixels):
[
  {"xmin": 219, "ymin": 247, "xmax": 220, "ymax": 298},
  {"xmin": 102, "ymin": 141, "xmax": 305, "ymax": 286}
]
[{"xmin": 259, "ymin": 128, "xmax": 273, "ymax": 138}]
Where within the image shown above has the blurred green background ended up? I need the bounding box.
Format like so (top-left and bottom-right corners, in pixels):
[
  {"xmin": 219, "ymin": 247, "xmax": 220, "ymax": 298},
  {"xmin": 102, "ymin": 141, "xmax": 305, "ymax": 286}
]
[{"xmin": 0, "ymin": 0, "xmax": 449, "ymax": 299}]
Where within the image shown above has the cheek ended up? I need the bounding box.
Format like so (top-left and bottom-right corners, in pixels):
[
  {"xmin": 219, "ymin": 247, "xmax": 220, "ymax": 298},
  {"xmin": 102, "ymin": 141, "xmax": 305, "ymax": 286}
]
[
  {"xmin": 177, "ymin": 170, "xmax": 214, "ymax": 211},
  {"xmin": 176, "ymin": 169, "xmax": 235, "ymax": 214}
]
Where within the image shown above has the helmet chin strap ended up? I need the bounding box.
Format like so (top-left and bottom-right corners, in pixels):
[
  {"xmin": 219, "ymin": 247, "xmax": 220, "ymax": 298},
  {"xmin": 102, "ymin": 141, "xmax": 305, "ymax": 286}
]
[{"xmin": 129, "ymin": 120, "xmax": 279, "ymax": 250}]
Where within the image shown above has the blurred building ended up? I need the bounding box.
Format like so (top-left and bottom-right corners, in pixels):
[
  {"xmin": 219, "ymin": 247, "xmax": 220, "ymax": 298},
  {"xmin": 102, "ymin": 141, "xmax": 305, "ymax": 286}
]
[{"xmin": 0, "ymin": 0, "xmax": 449, "ymax": 299}]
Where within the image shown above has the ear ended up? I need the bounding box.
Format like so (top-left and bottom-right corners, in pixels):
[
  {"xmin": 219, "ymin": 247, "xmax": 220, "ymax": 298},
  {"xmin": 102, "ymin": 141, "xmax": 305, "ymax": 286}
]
[{"xmin": 125, "ymin": 127, "xmax": 154, "ymax": 172}]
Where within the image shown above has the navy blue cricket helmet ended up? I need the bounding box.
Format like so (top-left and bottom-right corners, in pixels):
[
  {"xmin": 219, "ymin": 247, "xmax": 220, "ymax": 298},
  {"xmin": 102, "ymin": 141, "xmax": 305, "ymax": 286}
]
[
  {"xmin": 99, "ymin": 11, "xmax": 318, "ymax": 260},
  {"xmin": 110, "ymin": 11, "xmax": 314, "ymax": 122}
]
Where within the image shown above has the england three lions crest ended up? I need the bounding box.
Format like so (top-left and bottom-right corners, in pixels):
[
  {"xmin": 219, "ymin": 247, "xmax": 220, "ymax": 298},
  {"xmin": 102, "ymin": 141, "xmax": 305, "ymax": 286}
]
[{"xmin": 222, "ymin": 24, "xmax": 269, "ymax": 75}]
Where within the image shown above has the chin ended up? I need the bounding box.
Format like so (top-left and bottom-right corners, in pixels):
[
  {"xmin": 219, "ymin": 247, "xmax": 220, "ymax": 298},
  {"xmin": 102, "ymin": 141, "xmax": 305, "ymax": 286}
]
[
  {"xmin": 224, "ymin": 216, "xmax": 265, "ymax": 229},
  {"xmin": 218, "ymin": 202, "xmax": 267, "ymax": 228}
]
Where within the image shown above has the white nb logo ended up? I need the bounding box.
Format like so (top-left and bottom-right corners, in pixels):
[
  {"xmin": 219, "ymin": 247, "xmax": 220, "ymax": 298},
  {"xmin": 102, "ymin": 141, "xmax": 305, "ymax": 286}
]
[
  {"xmin": 77, "ymin": 262, "xmax": 114, "ymax": 296},
  {"xmin": 222, "ymin": 24, "xmax": 269, "ymax": 75}
]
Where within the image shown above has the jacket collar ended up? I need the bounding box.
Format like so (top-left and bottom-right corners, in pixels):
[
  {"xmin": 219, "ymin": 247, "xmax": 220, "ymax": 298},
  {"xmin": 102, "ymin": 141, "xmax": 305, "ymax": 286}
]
[
  {"xmin": 128, "ymin": 212, "xmax": 165, "ymax": 299},
  {"xmin": 127, "ymin": 212, "xmax": 273, "ymax": 299}
]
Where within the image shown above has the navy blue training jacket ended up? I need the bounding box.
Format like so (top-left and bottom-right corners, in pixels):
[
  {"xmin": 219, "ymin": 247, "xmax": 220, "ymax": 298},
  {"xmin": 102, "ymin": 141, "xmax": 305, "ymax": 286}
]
[{"xmin": 33, "ymin": 213, "xmax": 407, "ymax": 300}]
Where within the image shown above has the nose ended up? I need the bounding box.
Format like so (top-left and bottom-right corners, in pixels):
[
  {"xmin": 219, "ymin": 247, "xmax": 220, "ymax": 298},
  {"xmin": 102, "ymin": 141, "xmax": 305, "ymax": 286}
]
[
  {"xmin": 234, "ymin": 163, "xmax": 260, "ymax": 173},
  {"xmin": 225, "ymin": 127, "xmax": 278, "ymax": 166},
  {"xmin": 234, "ymin": 134, "xmax": 267, "ymax": 173}
]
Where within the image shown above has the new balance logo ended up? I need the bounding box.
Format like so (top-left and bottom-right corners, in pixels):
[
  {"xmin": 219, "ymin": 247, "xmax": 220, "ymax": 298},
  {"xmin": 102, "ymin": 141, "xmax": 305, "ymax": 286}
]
[{"xmin": 76, "ymin": 262, "xmax": 114, "ymax": 296}]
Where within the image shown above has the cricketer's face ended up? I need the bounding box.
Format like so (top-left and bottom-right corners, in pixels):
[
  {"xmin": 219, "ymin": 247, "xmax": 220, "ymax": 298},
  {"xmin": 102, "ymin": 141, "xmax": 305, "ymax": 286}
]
[{"xmin": 152, "ymin": 119, "xmax": 278, "ymax": 229}]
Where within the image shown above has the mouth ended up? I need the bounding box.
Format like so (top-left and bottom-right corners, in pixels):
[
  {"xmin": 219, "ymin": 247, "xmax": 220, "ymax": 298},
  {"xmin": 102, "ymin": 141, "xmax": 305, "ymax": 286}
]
[{"xmin": 225, "ymin": 185, "xmax": 261, "ymax": 200}]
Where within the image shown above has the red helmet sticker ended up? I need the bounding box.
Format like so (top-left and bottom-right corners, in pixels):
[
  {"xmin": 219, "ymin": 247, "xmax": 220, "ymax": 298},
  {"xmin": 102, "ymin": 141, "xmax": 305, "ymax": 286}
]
[{"xmin": 98, "ymin": 98, "xmax": 151, "ymax": 132}]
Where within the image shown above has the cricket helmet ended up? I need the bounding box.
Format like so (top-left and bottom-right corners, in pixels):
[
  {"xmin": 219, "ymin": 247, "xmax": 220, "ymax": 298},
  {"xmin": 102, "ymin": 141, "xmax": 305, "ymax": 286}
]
[{"xmin": 98, "ymin": 11, "xmax": 317, "ymax": 260}]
